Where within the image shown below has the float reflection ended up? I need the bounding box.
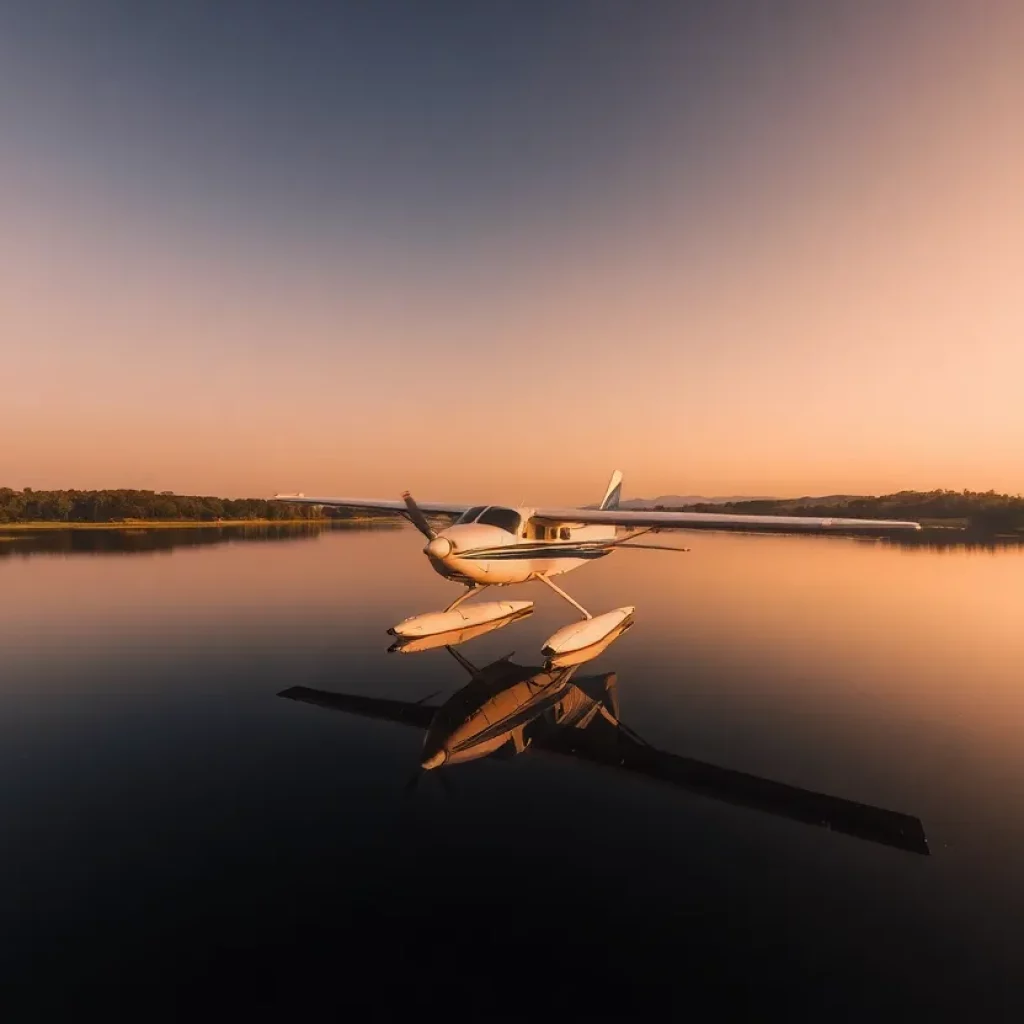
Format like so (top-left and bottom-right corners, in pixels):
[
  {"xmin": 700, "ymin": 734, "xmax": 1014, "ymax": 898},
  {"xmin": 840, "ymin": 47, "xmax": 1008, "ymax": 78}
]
[{"xmin": 279, "ymin": 631, "xmax": 929, "ymax": 856}]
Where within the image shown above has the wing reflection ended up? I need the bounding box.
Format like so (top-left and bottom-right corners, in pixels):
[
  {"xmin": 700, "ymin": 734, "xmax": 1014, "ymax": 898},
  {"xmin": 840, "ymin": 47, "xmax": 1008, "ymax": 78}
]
[{"xmin": 279, "ymin": 647, "xmax": 929, "ymax": 856}]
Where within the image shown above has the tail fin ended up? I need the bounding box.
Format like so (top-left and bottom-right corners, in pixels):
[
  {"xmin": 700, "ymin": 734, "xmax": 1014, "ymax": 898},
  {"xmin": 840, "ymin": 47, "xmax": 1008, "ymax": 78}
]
[{"xmin": 599, "ymin": 470, "xmax": 623, "ymax": 511}]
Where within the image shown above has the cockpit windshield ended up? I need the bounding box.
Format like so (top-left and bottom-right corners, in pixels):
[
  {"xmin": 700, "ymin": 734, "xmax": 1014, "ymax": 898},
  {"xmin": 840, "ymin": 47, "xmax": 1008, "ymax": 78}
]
[
  {"xmin": 455, "ymin": 505, "xmax": 487, "ymax": 524},
  {"xmin": 476, "ymin": 506, "xmax": 522, "ymax": 535}
]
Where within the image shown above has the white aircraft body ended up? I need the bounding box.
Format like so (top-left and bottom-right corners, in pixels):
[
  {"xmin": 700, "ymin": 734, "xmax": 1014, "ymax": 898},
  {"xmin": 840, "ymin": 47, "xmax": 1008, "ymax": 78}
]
[{"xmin": 274, "ymin": 471, "xmax": 921, "ymax": 662}]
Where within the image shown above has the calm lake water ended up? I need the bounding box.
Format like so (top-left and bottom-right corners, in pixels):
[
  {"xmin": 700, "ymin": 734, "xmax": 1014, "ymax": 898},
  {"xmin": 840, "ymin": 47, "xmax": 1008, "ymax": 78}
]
[{"xmin": 2, "ymin": 524, "xmax": 1023, "ymax": 1018}]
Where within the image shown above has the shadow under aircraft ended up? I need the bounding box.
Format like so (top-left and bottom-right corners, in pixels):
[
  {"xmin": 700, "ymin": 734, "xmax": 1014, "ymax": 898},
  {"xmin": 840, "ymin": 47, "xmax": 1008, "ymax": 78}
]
[{"xmin": 279, "ymin": 626, "xmax": 929, "ymax": 857}]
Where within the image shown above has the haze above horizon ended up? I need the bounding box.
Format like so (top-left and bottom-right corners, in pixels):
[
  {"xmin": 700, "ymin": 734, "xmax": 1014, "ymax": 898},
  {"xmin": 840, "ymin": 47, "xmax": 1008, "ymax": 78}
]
[{"xmin": 4, "ymin": 1, "xmax": 1022, "ymax": 504}]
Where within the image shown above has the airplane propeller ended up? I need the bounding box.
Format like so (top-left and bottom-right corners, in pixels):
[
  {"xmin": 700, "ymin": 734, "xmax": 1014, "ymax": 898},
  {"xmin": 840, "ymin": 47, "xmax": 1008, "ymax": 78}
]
[{"xmin": 401, "ymin": 491, "xmax": 437, "ymax": 540}]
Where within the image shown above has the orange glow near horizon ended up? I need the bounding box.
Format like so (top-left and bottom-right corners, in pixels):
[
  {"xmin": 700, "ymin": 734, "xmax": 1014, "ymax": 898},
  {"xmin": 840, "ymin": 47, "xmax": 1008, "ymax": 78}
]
[{"xmin": 2, "ymin": 4, "xmax": 1022, "ymax": 502}]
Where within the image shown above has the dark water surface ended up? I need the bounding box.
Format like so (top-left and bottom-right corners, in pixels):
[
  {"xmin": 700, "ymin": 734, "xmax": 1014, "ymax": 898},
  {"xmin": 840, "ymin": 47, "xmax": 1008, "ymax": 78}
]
[{"xmin": 2, "ymin": 525, "xmax": 1023, "ymax": 1018}]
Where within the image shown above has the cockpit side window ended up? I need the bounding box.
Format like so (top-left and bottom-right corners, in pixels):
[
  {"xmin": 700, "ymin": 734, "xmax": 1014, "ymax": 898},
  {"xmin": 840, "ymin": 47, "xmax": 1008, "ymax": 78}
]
[
  {"xmin": 476, "ymin": 506, "xmax": 522, "ymax": 535},
  {"xmin": 455, "ymin": 505, "xmax": 487, "ymax": 524}
]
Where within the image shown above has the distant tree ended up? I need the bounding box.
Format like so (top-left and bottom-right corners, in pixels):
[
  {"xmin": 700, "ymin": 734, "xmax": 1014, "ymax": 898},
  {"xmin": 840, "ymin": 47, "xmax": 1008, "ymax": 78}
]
[{"xmin": 53, "ymin": 494, "xmax": 73, "ymax": 521}]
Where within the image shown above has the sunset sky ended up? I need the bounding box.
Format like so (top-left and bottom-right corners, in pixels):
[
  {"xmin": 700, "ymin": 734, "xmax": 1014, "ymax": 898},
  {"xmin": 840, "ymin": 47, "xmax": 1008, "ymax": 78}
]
[{"xmin": 3, "ymin": 1, "xmax": 1022, "ymax": 504}]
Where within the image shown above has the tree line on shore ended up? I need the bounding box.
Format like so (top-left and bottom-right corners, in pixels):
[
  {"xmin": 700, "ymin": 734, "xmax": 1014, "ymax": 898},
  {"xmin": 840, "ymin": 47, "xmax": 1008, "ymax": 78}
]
[
  {"xmin": 673, "ymin": 489, "xmax": 1024, "ymax": 536},
  {"xmin": 0, "ymin": 488, "xmax": 388, "ymax": 524},
  {"xmin": 2, "ymin": 486, "xmax": 1022, "ymax": 536}
]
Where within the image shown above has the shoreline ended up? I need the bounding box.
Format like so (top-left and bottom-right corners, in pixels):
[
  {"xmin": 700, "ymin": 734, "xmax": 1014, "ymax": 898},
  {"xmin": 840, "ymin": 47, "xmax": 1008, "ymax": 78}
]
[
  {"xmin": 0, "ymin": 517, "xmax": 401, "ymax": 531},
  {"xmin": 0, "ymin": 520, "xmax": 1019, "ymax": 545}
]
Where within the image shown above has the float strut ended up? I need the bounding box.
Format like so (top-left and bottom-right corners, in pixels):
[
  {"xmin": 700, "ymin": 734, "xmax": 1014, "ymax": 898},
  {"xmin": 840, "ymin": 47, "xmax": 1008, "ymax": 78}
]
[
  {"xmin": 535, "ymin": 575, "xmax": 592, "ymax": 620},
  {"xmin": 444, "ymin": 584, "xmax": 490, "ymax": 613}
]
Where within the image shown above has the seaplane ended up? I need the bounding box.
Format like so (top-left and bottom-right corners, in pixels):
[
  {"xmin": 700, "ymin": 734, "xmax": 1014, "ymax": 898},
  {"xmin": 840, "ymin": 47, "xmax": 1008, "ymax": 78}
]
[
  {"xmin": 273, "ymin": 471, "xmax": 921, "ymax": 661},
  {"xmin": 278, "ymin": 632, "xmax": 929, "ymax": 855}
]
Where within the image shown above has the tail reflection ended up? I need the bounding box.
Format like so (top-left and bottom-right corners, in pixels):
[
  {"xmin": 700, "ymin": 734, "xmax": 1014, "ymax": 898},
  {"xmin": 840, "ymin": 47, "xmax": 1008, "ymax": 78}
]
[{"xmin": 279, "ymin": 646, "xmax": 929, "ymax": 856}]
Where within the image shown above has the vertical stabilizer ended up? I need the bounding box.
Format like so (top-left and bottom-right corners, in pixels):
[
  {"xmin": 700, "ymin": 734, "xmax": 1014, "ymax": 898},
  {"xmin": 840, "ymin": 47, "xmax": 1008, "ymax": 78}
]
[{"xmin": 600, "ymin": 470, "xmax": 623, "ymax": 511}]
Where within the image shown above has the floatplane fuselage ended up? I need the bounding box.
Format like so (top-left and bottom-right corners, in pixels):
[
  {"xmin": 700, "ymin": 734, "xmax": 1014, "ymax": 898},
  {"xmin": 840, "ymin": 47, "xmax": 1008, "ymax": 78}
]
[
  {"xmin": 421, "ymin": 504, "xmax": 616, "ymax": 587},
  {"xmin": 273, "ymin": 470, "xmax": 922, "ymax": 662}
]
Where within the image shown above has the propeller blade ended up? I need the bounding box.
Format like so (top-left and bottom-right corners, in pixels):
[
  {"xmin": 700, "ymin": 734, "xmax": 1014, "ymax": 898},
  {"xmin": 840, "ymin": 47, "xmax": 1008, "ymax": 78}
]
[{"xmin": 402, "ymin": 491, "xmax": 436, "ymax": 540}]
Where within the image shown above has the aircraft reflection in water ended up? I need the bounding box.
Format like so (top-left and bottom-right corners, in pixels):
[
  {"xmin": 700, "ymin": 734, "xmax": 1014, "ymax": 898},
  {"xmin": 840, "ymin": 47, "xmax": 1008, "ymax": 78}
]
[{"xmin": 279, "ymin": 618, "xmax": 929, "ymax": 856}]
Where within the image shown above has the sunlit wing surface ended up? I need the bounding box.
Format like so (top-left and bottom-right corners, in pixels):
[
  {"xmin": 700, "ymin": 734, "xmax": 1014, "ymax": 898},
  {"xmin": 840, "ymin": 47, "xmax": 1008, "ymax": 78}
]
[
  {"xmin": 531, "ymin": 507, "xmax": 923, "ymax": 533},
  {"xmin": 272, "ymin": 494, "xmax": 920, "ymax": 532},
  {"xmin": 273, "ymin": 494, "xmax": 471, "ymax": 516}
]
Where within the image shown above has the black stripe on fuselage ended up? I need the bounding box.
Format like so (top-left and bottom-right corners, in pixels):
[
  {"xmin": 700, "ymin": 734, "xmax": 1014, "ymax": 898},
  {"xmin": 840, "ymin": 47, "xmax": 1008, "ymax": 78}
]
[{"xmin": 459, "ymin": 546, "xmax": 611, "ymax": 561}]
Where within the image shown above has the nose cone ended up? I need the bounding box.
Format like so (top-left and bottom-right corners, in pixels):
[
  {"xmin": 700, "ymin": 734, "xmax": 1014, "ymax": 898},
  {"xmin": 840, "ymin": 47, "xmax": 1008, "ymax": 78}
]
[
  {"xmin": 425, "ymin": 536, "xmax": 452, "ymax": 559},
  {"xmin": 421, "ymin": 750, "xmax": 447, "ymax": 771}
]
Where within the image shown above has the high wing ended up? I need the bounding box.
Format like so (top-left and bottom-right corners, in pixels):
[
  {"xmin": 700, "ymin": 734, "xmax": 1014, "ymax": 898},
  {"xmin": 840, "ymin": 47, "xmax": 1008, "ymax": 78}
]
[
  {"xmin": 272, "ymin": 494, "xmax": 471, "ymax": 517},
  {"xmin": 270, "ymin": 490, "xmax": 921, "ymax": 532},
  {"xmin": 532, "ymin": 506, "xmax": 921, "ymax": 533}
]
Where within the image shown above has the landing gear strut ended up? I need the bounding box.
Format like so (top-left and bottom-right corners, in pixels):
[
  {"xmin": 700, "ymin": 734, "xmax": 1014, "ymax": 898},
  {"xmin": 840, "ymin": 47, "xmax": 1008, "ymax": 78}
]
[
  {"xmin": 534, "ymin": 574, "xmax": 592, "ymax": 619},
  {"xmin": 444, "ymin": 584, "xmax": 491, "ymax": 613},
  {"xmin": 534, "ymin": 572, "xmax": 633, "ymax": 667}
]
